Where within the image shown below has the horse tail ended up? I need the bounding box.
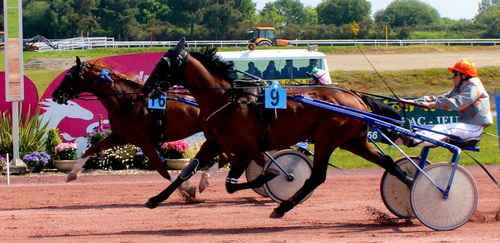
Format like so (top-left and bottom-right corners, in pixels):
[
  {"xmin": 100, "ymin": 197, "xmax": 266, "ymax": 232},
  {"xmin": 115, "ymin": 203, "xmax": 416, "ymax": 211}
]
[{"xmin": 360, "ymin": 94, "xmax": 401, "ymax": 144}]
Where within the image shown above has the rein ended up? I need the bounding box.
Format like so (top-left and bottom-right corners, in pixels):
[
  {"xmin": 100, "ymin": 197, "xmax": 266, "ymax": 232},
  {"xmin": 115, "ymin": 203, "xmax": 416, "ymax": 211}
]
[{"xmin": 73, "ymin": 92, "xmax": 144, "ymax": 101}]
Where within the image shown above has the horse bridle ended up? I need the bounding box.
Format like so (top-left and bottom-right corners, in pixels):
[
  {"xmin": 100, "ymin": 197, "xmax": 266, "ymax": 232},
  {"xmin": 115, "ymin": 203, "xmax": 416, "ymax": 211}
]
[
  {"xmin": 52, "ymin": 62, "xmax": 88, "ymax": 104},
  {"xmin": 55, "ymin": 61, "xmax": 141, "ymax": 104},
  {"xmin": 148, "ymin": 48, "xmax": 190, "ymax": 95}
]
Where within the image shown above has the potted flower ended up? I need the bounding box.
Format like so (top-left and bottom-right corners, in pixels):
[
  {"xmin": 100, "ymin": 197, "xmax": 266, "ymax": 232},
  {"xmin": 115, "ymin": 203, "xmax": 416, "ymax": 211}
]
[
  {"xmin": 53, "ymin": 142, "xmax": 78, "ymax": 172},
  {"xmin": 22, "ymin": 151, "xmax": 51, "ymax": 172},
  {"xmin": 86, "ymin": 125, "xmax": 111, "ymax": 147},
  {"xmin": 160, "ymin": 140, "xmax": 190, "ymax": 169},
  {"xmin": 0, "ymin": 154, "xmax": 8, "ymax": 172}
]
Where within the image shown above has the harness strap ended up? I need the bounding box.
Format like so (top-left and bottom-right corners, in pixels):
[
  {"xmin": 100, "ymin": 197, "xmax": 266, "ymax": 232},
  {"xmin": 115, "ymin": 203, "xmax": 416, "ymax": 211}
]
[{"xmin": 206, "ymin": 102, "xmax": 232, "ymax": 122}]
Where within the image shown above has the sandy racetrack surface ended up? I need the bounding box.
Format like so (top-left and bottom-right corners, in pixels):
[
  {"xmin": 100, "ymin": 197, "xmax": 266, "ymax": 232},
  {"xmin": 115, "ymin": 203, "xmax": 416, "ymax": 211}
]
[{"xmin": 1, "ymin": 165, "xmax": 498, "ymax": 242}]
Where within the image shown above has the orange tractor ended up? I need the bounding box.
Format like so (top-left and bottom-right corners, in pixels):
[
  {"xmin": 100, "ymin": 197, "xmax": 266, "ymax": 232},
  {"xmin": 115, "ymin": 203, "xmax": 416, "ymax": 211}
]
[{"xmin": 247, "ymin": 26, "xmax": 290, "ymax": 51}]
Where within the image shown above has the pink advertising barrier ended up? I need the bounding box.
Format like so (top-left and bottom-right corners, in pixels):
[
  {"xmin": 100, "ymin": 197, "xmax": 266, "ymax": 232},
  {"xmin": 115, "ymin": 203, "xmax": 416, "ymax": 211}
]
[
  {"xmin": 39, "ymin": 52, "xmax": 165, "ymax": 154},
  {"xmin": 1, "ymin": 73, "xmax": 39, "ymax": 117}
]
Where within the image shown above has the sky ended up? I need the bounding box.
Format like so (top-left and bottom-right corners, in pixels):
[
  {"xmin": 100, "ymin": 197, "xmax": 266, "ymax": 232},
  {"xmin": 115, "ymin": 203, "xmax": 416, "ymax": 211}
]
[{"xmin": 254, "ymin": 0, "xmax": 482, "ymax": 20}]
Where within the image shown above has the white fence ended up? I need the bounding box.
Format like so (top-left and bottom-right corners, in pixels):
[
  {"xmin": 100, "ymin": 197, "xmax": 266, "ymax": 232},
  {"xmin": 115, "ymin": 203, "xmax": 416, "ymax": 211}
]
[{"xmin": 36, "ymin": 37, "xmax": 500, "ymax": 52}]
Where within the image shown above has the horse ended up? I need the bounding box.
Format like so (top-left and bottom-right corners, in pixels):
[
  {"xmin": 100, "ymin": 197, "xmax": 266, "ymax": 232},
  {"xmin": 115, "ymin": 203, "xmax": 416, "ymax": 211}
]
[
  {"xmin": 140, "ymin": 39, "xmax": 412, "ymax": 218},
  {"xmin": 51, "ymin": 56, "xmax": 228, "ymax": 200}
]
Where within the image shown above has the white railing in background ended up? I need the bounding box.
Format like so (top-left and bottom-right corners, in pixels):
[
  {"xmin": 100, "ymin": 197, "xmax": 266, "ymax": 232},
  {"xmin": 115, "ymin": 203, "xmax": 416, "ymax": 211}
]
[{"xmin": 35, "ymin": 37, "xmax": 500, "ymax": 52}]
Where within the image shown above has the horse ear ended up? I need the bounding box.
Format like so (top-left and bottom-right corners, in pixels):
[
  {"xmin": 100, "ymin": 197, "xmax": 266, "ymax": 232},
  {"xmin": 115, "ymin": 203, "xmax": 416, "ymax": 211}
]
[
  {"xmin": 173, "ymin": 37, "xmax": 186, "ymax": 52},
  {"xmin": 76, "ymin": 56, "xmax": 81, "ymax": 66}
]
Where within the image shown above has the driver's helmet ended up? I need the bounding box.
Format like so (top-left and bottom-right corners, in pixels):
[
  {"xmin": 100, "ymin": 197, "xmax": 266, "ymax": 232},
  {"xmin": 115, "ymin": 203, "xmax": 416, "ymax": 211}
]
[
  {"xmin": 309, "ymin": 68, "xmax": 331, "ymax": 84},
  {"xmin": 447, "ymin": 59, "xmax": 478, "ymax": 78}
]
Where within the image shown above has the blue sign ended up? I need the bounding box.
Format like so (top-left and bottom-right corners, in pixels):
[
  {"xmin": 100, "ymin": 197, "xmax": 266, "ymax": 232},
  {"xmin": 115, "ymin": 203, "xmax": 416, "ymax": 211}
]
[
  {"xmin": 148, "ymin": 92, "xmax": 167, "ymax": 109},
  {"xmin": 265, "ymin": 81, "xmax": 287, "ymax": 109}
]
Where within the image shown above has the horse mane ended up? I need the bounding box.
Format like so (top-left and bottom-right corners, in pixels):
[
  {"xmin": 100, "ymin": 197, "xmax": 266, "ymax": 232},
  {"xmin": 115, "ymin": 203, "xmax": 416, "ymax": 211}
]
[
  {"xmin": 188, "ymin": 48, "xmax": 236, "ymax": 82},
  {"xmin": 87, "ymin": 59, "xmax": 143, "ymax": 90}
]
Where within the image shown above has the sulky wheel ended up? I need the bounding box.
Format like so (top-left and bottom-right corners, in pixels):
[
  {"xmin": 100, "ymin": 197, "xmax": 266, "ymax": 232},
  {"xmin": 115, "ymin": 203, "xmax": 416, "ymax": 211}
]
[
  {"xmin": 410, "ymin": 162, "xmax": 478, "ymax": 230},
  {"xmin": 263, "ymin": 149, "xmax": 313, "ymax": 203},
  {"xmin": 380, "ymin": 157, "xmax": 431, "ymax": 218},
  {"xmin": 245, "ymin": 151, "xmax": 278, "ymax": 197}
]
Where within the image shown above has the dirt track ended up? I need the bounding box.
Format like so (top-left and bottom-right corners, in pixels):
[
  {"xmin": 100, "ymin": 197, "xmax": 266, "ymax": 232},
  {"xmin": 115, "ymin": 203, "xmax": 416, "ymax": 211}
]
[
  {"xmin": 25, "ymin": 49, "xmax": 500, "ymax": 71},
  {"xmin": 0, "ymin": 165, "xmax": 498, "ymax": 242},
  {"xmin": 327, "ymin": 50, "xmax": 500, "ymax": 71}
]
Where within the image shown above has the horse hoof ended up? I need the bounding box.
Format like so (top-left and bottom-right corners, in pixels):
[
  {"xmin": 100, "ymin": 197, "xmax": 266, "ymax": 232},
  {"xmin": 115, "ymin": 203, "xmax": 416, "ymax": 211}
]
[
  {"xmin": 144, "ymin": 199, "xmax": 158, "ymax": 209},
  {"xmin": 67, "ymin": 173, "xmax": 78, "ymax": 182},
  {"xmin": 188, "ymin": 186, "xmax": 197, "ymax": 199},
  {"xmin": 270, "ymin": 209, "xmax": 284, "ymax": 219},
  {"xmin": 178, "ymin": 186, "xmax": 199, "ymax": 203}
]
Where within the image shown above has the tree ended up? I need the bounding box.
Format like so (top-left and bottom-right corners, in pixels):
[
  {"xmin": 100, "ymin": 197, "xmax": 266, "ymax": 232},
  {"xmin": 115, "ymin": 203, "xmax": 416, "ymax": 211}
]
[
  {"xmin": 476, "ymin": 4, "xmax": 500, "ymax": 37},
  {"xmin": 167, "ymin": 0, "xmax": 209, "ymax": 39},
  {"xmin": 94, "ymin": 0, "xmax": 143, "ymax": 40},
  {"xmin": 71, "ymin": 0, "xmax": 100, "ymax": 36},
  {"xmin": 260, "ymin": 0, "xmax": 307, "ymax": 26},
  {"xmin": 23, "ymin": 1, "xmax": 55, "ymax": 37},
  {"xmin": 316, "ymin": 0, "xmax": 371, "ymax": 27},
  {"xmin": 374, "ymin": 0, "xmax": 440, "ymax": 27},
  {"xmin": 477, "ymin": 0, "xmax": 498, "ymax": 16},
  {"xmin": 201, "ymin": 0, "xmax": 256, "ymax": 40}
]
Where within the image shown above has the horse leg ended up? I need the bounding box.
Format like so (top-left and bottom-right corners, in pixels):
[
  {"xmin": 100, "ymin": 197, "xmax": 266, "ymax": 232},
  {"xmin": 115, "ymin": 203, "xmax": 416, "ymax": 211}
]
[
  {"xmin": 270, "ymin": 145, "xmax": 333, "ymax": 218},
  {"xmin": 225, "ymin": 154, "xmax": 280, "ymax": 194},
  {"xmin": 67, "ymin": 133, "xmax": 126, "ymax": 182},
  {"xmin": 139, "ymin": 145, "xmax": 195, "ymax": 201},
  {"xmin": 145, "ymin": 140, "xmax": 223, "ymax": 209},
  {"xmin": 199, "ymin": 152, "xmax": 231, "ymax": 193},
  {"xmin": 342, "ymin": 138, "xmax": 413, "ymax": 186}
]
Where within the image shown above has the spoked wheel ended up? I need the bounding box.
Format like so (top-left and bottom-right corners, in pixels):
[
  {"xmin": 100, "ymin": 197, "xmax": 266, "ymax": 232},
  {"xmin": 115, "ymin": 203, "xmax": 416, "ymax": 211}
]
[
  {"xmin": 263, "ymin": 149, "xmax": 314, "ymax": 203},
  {"xmin": 411, "ymin": 162, "xmax": 478, "ymax": 230},
  {"xmin": 380, "ymin": 157, "xmax": 431, "ymax": 218}
]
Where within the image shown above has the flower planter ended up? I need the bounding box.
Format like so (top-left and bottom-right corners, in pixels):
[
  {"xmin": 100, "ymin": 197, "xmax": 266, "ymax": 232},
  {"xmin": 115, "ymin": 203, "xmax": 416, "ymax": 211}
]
[
  {"xmin": 54, "ymin": 160, "xmax": 78, "ymax": 172},
  {"xmin": 166, "ymin": 158, "xmax": 190, "ymax": 170}
]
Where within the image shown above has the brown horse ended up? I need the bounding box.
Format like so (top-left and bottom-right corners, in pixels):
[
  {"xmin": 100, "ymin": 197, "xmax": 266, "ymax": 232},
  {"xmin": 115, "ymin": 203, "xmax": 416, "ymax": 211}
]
[
  {"xmin": 51, "ymin": 57, "xmax": 227, "ymax": 200},
  {"xmin": 141, "ymin": 39, "xmax": 412, "ymax": 218}
]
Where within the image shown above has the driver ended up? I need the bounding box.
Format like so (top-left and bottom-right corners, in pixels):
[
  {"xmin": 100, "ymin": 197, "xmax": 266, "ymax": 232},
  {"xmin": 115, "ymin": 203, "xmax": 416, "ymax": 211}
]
[{"xmin": 398, "ymin": 59, "xmax": 493, "ymax": 147}]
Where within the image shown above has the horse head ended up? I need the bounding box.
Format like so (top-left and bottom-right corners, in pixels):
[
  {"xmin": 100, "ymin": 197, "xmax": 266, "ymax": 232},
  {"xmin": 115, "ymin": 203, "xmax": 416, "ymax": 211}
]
[
  {"xmin": 52, "ymin": 56, "xmax": 90, "ymax": 105},
  {"xmin": 142, "ymin": 37, "xmax": 190, "ymax": 98}
]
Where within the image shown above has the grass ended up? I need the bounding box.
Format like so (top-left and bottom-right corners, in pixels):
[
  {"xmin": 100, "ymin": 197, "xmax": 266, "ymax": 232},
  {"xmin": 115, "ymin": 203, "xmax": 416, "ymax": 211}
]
[{"xmin": 324, "ymin": 121, "xmax": 499, "ymax": 169}]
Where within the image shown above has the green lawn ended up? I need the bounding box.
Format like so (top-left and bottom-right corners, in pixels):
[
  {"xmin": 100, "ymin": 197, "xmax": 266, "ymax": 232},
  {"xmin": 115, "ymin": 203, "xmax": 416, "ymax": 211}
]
[{"xmin": 322, "ymin": 121, "xmax": 499, "ymax": 168}]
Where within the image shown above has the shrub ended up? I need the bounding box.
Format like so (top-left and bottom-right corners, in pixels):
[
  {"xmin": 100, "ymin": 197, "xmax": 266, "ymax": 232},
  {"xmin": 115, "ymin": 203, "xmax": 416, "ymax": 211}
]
[
  {"xmin": 85, "ymin": 144, "xmax": 142, "ymax": 170},
  {"xmin": 44, "ymin": 128, "xmax": 62, "ymax": 167},
  {"xmin": 0, "ymin": 106, "xmax": 49, "ymax": 159}
]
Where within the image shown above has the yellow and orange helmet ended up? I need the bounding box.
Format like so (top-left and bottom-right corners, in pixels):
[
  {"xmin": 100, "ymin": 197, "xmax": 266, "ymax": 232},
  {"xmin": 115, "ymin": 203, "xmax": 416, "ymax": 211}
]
[{"xmin": 447, "ymin": 59, "xmax": 478, "ymax": 77}]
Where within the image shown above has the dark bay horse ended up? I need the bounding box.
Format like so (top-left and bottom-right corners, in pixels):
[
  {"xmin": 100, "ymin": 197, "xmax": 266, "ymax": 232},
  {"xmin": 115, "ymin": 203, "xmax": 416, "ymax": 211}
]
[
  {"xmin": 141, "ymin": 40, "xmax": 412, "ymax": 218},
  {"xmin": 51, "ymin": 57, "xmax": 226, "ymax": 199}
]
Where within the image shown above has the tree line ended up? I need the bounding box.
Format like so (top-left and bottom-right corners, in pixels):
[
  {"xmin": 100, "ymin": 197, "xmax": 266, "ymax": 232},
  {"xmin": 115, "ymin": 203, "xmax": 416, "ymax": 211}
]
[{"xmin": 1, "ymin": 0, "xmax": 499, "ymax": 41}]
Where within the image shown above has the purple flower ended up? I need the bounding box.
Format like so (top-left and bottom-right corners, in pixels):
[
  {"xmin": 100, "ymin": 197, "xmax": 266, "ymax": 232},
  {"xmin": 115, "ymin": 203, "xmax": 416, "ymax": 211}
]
[{"xmin": 22, "ymin": 151, "xmax": 52, "ymax": 171}]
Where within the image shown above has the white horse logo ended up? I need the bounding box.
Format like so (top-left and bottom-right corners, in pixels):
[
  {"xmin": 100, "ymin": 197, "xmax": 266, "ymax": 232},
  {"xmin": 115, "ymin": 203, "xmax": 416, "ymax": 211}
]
[{"xmin": 39, "ymin": 98, "xmax": 94, "ymax": 155}]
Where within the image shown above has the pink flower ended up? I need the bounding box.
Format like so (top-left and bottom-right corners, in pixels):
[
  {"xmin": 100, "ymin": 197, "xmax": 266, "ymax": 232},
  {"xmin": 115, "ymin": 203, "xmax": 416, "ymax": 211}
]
[
  {"xmin": 54, "ymin": 142, "xmax": 78, "ymax": 153},
  {"xmin": 161, "ymin": 140, "xmax": 189, "ymax": 153}
]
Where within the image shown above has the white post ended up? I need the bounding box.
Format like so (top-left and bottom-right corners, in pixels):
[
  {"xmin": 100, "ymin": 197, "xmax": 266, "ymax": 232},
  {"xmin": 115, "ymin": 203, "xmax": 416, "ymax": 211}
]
[
  {"xmin": 4, "ymin": 0, "xmax": 26, "ymax": 173},
  {"xmin": 11, "ymin": 101, "xmax": 24, "ymax": 167},
  {"xmin": 7, "ymin": 153, "xmax": 10, "ymax": 185}
]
